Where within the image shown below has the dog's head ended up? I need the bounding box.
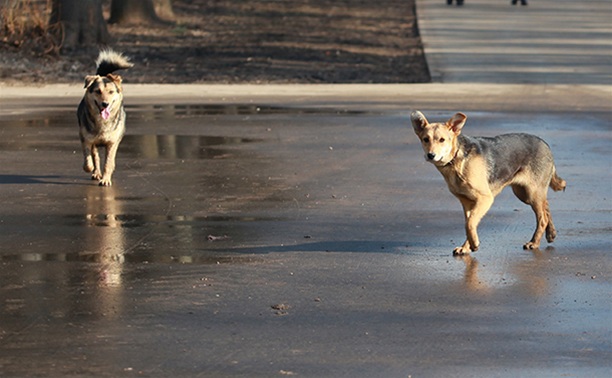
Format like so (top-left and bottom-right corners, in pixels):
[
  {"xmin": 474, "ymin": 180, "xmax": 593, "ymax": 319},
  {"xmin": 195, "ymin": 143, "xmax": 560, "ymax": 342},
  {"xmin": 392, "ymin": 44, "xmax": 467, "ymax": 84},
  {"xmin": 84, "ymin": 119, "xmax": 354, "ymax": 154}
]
[
  {"xmin": 83, "ymin": 74, "xmax": 123, "ymax": 120},
  {"xmin": 411, "ymin": 111, "xmax": 467, "ymax": 166}
]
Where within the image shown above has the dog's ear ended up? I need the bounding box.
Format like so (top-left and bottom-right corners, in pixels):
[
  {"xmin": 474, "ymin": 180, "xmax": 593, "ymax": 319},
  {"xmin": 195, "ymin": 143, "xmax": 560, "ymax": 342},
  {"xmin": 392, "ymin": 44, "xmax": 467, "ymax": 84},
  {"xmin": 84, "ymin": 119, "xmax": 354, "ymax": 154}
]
[
  {"xmin": 448, "ymin": 112, "xmax": 467, "ymax": 135},
  {"xmin": 411, "ymin": 111, "xmax": 429, "ymax": 134},
  {"xmin": 83, "ymin": 75, "xmax": 99, "ymax": 89},
  {"xmin": 106, "ymin": 74, "xmax": 123, "ymax": 92}
]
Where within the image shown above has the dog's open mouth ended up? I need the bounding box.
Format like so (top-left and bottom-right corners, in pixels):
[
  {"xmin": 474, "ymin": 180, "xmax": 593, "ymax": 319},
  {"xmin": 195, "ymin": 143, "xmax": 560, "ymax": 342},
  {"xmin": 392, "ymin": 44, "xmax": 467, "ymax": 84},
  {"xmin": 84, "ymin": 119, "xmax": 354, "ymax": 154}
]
[
  {"xmin": 96, "ymin": 101, "xmax": 112, "ymax": 120},
  {"xmin": 101, "ymin": 107, "xmax": 111, "ymax": 120}
]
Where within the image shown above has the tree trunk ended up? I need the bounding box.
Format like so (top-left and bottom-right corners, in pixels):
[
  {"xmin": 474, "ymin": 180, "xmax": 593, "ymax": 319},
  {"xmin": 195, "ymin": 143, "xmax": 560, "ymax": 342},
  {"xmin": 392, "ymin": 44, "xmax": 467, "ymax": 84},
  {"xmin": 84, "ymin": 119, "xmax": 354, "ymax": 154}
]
[
  {"xmin": 108, "ymin": 0, "xmax": 163, "ymax": 25},
  {"xmin": 153, "ymin": 0, "xmax": 175, "ymax": 21},
  {"xmin": 50, "ymin": 0, "xmax": 109, "ymax": 51}
]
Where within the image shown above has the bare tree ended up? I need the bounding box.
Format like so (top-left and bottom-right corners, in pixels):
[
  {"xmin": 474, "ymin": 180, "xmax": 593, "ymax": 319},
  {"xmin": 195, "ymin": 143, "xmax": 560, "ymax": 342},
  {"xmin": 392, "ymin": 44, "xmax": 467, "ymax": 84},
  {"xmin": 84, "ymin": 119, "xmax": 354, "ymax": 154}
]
[
  {"xmin": 108, "ymin": 0, "xmax": 168, "ymax": 25},
  {"xmin": 50, "ymin": 0, "xmax": 109, "ymax": 51}
]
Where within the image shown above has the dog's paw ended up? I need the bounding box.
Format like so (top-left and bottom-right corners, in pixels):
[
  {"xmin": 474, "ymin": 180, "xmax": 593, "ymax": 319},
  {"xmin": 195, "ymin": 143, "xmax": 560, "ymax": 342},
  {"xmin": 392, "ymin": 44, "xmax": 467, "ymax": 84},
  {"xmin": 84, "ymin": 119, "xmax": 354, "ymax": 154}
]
[
  {"xmin": 83, "ymin": 162, "xmax": 95, "ymax": 173},
  {"xmin": 545, "ymin": 229, "xmax": 557, "ymax": 243},
  {"xmin": 453, "ymin": 240, "xmax": 479, "ymax": 255},
  {"xmin": 91, "ymin": 172, "xmax": 102, "ymax": 181},
  {"xmin": 453, "ymin": 246, "xmax": 471, "ymax": 255},
  {"xmin": 523, "ymin": 242, "xmax": 540, "ymax": 250},
  {"xmin": 98, "ymin": 178, "xmax": 112, "ymax": 187}
]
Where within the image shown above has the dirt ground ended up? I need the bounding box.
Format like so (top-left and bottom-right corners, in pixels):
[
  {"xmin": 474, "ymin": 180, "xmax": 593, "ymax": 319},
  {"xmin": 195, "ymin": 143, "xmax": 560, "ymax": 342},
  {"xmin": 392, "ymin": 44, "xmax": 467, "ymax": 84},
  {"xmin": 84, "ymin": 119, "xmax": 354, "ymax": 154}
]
[{"xmin": 0, "ymin": 0, "xmax": 430, "ymax": 85}]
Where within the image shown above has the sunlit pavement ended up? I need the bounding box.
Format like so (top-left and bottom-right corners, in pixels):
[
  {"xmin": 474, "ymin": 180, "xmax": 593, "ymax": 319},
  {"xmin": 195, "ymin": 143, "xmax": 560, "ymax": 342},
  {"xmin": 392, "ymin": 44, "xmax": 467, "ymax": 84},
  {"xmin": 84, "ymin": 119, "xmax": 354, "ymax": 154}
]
[
  {"xmin": 0, "ymin": 0, "xmax": 610, "ymax": 377},
  {"xmin": 416, "ymin": 0, "xmax": 612, "ymax": 84}
]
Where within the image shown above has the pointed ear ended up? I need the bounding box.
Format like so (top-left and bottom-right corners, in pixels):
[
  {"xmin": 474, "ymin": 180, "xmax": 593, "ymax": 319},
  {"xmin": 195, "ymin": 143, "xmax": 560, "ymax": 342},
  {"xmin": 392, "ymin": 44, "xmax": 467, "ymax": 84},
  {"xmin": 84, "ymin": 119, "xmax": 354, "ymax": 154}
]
[
  {"xmin": 84, "ymin": 75, "xmax": 99, "ymax": 88},
  {"xmin": 447, "ymin": 112, "xmax": 467, "ymax": 135},
  {"xmin": 106, "ymin": 74, "xmax": 123, "ymax": 92},
  {"xmin": 411, "ymin": 111, "xmax": 429, "ymax": 134}
]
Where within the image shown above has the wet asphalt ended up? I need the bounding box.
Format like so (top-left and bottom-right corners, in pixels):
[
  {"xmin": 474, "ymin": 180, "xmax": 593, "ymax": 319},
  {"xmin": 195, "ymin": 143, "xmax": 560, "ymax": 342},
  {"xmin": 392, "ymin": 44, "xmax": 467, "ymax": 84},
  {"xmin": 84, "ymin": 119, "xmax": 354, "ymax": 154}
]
[{"xmin": 1, "ymin": 0, "xmax": 611, "ymax": 377}]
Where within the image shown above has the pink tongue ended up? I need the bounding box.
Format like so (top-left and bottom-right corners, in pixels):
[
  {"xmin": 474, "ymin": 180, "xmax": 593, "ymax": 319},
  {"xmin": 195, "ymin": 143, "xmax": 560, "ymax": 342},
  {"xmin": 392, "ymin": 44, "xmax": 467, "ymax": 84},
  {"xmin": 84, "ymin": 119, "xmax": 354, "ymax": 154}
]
[{"xmin": 101, "ymin": 107, "xmax": 111, "ymax": 120}]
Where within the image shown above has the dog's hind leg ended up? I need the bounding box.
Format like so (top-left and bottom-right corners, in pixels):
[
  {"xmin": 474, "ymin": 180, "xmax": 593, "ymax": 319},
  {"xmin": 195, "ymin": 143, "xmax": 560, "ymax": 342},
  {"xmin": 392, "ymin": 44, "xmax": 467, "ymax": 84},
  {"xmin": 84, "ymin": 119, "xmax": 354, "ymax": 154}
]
[
  {"xmin": 546, "ymin": 171, "xmax": 564, "ymax": 242},
  {"xmin": 83, "ymin": 152, "xmax": 94, "ymax": 173},
  {"xmin": 544, "ymin": 202, "xmax": 557, "ymax": 243},
  {"xmin": 512, "ymin": 184, "xmax": 552, "ymax": 249},
  {"xmin": 82, "ymin": 143, "xmax": 97, "ymax": 175},
  {"xmin": 524, "ymin": 197, "xmax": 550, "ymax": 250}
]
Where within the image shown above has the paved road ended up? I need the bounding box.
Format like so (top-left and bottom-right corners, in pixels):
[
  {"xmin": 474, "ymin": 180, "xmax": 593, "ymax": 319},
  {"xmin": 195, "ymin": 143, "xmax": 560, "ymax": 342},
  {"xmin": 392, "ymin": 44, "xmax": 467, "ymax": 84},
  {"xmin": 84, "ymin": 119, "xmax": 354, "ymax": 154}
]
[
  {"xmin": 0, "ymin": 1, "xmax": 610, "ymax": 377},
  {"xmin": 416, "ymin": 0, "xmax": 612, "ymax": 84}
]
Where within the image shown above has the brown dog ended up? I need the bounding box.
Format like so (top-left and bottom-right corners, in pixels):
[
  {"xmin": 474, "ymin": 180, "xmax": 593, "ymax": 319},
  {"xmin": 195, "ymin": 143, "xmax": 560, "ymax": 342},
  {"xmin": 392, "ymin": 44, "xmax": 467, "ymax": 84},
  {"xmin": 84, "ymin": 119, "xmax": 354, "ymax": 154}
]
[
  {"xmin": 77, "ymin": 50, "xmax": 133, "ymax": 186},
  {"xmin": 411, "ymin": 111, "xmax": 566, "ymax": 254}
]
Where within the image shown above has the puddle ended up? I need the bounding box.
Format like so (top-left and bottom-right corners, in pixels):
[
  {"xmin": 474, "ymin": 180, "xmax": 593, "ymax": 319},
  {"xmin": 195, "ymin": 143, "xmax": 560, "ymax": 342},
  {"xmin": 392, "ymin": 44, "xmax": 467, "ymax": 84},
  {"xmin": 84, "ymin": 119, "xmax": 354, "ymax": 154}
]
[
  {"xmin": 0, "ymin": 210, "xmax": 272, "ymax": 265},
  {"xmin": 0, "ymin": 131, "xmax": 261, "ymax": 160},
  {"xmin": 0, "ymin": 103, "xmax": 374, "ymax": 158},
  {"xmin": 0, "ymin": 103, "xmax": 370, "ymax": 159},
  {"xmin": 63, "ymin": 213, "xmax": 283, "ymax": 228},
  {"xmin": 121, "ymin": 134, "xmax": 262, "ymax": 160},
  {"xmin": 0, "ymin": 250, "xmax": 261, "ymax": 265},
  {"xmin": 0, "ymin": 103, "xmax": 371, "ymax": 127},
  {"xmin": 0, "ymin": 102, "xmax": 375, "ymax": 267},
  {"xmin": 127, "ymin": 104, "xmax": 371, "ymax": 118},
  {"xmin": 0, "ymin": 112, "xmax": 72, "ymax": 127}
]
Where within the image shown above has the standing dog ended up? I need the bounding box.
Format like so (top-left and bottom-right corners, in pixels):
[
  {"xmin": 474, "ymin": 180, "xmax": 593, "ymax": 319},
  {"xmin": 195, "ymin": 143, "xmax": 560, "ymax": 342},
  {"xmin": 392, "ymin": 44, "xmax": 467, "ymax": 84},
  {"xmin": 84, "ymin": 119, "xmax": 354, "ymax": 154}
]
[
  {"xmin": 411, "ymin": 111, "xmax": 566, "ymax": 255},
  {"xmin": 78, "ymin": 50, "xmax": 133, "ymax": 186}
]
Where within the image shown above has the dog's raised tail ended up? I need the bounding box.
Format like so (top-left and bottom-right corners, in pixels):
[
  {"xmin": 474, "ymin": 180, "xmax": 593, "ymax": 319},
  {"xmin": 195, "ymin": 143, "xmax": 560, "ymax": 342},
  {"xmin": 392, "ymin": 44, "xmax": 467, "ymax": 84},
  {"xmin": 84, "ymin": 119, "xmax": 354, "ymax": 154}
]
[
  {"xmin": 95, "ymin": 49, "xmax": 133, "ymax": 76},
  {"xmin": 550, "ymin": 168, "xmax": 566, "ymax": 192}
]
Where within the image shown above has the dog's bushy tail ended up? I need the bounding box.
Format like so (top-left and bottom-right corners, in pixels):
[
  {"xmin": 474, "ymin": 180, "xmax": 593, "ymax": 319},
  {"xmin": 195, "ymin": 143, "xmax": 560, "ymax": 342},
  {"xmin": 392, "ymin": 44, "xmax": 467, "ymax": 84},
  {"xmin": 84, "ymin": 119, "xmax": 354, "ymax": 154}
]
[
  {"xmin": 550, "ymin": 168, "xmax": 566, "ymax": 192},
  {"xmin": 95, "ymin": 49, "xmax": 133, "ymax": 76}
]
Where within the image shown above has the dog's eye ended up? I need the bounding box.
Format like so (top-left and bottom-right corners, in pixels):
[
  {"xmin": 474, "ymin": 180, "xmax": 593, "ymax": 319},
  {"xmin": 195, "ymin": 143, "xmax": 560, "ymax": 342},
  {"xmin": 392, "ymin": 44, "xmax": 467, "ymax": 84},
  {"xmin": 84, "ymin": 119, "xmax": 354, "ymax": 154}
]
[
  {"xmin": 439, "ymin": 138, "xmax": 445, "ymax": 142},
  {"xmin": 423, "ymin": 137, "xmax": 430, "ymax": 143},
  {"xmin": 95, "ymin": 89, "xmax": 102, "ymax": 95}
]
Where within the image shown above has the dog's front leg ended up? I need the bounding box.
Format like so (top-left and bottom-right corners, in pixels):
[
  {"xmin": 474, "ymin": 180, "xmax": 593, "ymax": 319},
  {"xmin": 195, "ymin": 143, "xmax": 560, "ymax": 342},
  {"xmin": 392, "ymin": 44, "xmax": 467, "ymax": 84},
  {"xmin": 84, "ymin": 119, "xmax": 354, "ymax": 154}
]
[
  {"xmin": 90, "ymin": 145, "xmax": 102, "ymax": 180},
  {"xmin": 455, "ymin": 194, "xmax": 493, "ymax": 255},
  {"xmin": 99, "ymin": 142, "xmax": 119, "ymax": 186}
]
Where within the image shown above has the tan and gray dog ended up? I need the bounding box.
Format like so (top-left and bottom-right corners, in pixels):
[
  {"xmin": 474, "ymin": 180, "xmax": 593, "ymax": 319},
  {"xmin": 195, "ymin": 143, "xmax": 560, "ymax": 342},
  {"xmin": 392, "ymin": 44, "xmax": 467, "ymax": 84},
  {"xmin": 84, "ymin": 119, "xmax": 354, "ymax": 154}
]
[
  {"xmin": 411, "ymin": 111, "xmax": 566, "ymax": 255},
  {"xmin": 77, "ymin": 50, "xmax": 133, "ymax": 186}
]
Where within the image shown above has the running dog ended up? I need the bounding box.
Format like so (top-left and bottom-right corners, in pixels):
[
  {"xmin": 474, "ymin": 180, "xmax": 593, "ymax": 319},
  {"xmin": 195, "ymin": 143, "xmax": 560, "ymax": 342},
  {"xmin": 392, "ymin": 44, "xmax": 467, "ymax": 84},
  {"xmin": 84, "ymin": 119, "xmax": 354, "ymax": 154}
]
[
  {"xmin": 411, "ymin": 111, "xmax": 566, "ymax": 255},
  {"xmin": 77, "ymin": 50, "xmax": 133, "ymax": 186}
]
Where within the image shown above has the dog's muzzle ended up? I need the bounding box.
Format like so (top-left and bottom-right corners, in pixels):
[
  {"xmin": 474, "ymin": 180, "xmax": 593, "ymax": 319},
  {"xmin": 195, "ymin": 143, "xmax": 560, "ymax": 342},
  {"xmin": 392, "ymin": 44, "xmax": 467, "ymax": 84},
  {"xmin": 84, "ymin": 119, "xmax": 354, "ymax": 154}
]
[
  {"xmin": 96, "ymin": 101, "xmax": 112, "ymax": 120},
  {"xmin": 426, "ymin": 152, "xmax": 449, "ymax": 166}
]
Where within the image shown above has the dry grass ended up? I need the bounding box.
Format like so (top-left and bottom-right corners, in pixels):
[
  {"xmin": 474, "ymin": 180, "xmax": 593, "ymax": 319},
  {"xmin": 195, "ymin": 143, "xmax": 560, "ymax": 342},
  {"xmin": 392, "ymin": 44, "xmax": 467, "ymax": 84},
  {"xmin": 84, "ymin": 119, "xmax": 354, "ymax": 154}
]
[
  {"xmin": 0, "ymin": 0, "xmax": 60, "ymax": 54},
  {"xmin": 0, "ymin": 0, "xmax": 429, "ymax": 84}
]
